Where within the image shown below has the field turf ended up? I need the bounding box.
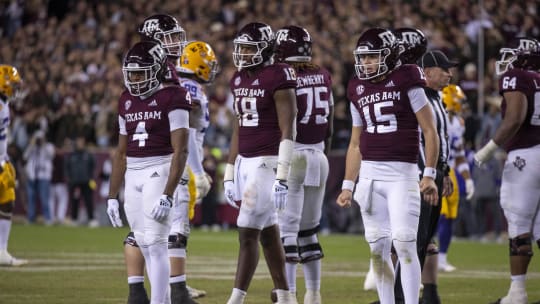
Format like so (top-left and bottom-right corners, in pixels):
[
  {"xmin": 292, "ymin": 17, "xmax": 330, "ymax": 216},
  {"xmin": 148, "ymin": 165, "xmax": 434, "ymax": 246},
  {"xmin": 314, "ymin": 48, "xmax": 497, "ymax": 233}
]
[{"xmin": 1, "ymin": 224, "xmax": 539, "ymax": 303}]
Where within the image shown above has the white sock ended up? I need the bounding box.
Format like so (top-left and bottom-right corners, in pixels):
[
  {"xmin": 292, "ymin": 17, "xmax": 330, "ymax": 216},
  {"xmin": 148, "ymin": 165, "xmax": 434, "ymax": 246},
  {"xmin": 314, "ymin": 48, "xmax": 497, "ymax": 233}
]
[
  {"xmin": 439, "ymin": 253, "xmax": 447, "ymax": 265},
  {"xmin": 0, "ymin": 219, "xmax": 11, "ymax": 251},
  {"xmin": 128, "ymin": 275, "xmax": 145, "ymax": 284},
  {"xmin": 509, "ymin": 275, "xmax": 526, "ymax": 291},
  {"xmin": 275, "ymin": 289, "xmax": 293, "ymax": 302},
  {"xmin": 303, "ymin": 259, "xmax": 321, "ymax": 291},
  {"xmin": 227, "ymin": 288, "xmax": 246, "ymax": 304},
  {"xmin": 148, "ymin": 242, "xmax": 170, "ymax": 304},
  {"xmin": 285, "ymin": 262, "xmax": 297, "ymax": 293},
  {"xmin": 169, "ymin": 274, "xmax": 186, "ymax": 284}
]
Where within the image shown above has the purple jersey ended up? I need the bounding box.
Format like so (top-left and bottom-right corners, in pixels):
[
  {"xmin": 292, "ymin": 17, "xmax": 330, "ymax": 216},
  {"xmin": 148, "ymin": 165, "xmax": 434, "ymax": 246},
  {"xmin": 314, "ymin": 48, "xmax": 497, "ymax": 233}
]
[
  {"xmin": 230, "ymin": 63, "xmax": 297, "ymax": 157},
  {"xmin": 347, "ymin": 64, "xmax": 426, "ymax": 163},
  {"xmin": 499, "ymin": 68, "xmax": 540, "ymax": 151},
  {"xmin": 295, "ymin": 67, "xmax": 332, "ymax": 144},
  {"xmin": 118, "ymin": 86, "xmax": 191, "ymax": 157}
]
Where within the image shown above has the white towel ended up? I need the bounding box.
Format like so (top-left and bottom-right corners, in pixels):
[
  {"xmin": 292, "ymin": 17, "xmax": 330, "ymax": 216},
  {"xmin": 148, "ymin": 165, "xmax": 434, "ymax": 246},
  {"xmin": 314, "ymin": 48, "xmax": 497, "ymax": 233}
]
[{"xmin": 303, "ymin": 150, "xmax": 321, "ymax": 187}]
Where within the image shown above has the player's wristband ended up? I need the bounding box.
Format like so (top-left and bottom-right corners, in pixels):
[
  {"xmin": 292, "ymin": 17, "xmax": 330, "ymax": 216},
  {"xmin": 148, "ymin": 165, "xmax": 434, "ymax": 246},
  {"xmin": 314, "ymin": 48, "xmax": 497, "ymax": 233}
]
[
  {"xmin": 276, "ymin": 139, "xmax": 294, "ymax": 180},
  {"xmin": 423, "ymin": 167, "xmax": 437, "ymax": 179},
  {"xmin": 224, "ymin": 163, "xmax": 234, "ymax": 181},
  {"xmin": 342, "ymin": 180, "xmax": 355, "ymax": 192}
]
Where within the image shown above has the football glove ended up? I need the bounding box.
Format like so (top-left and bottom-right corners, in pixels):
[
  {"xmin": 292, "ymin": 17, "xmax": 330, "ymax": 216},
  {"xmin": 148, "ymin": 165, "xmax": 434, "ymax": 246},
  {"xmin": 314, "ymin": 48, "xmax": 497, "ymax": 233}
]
[
  {"xmin": 474, "ymin": 140, "xmax": 498, "ymax": 166},
  {"xmin": 106, "ymin": 199, "xmax": 123, "ymax": 227},
  {"xmin": 195, "ymin": 173, "xmax": 212, "ymax": 200},
  {"xmin": 465, "ymin": 179, "xmax": 475, "ymax": 201},
  {"xmin": 223, "ymin": 180, "xmax": 238, "ymax": 209},
  {"xmin": 272, "ymin": 179, "xmax": 288, "ymax": 211},
  {"xmin": 151, "ymin": 194, "xmax": 173, "ymax": 222}
]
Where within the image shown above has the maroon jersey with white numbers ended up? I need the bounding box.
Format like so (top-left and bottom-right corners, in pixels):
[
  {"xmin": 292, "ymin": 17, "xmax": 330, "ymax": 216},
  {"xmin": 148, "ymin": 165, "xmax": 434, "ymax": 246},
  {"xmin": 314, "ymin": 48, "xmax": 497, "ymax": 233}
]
[
  {"xmin": 230, "ymin": 63, "xmax": 297, "ymax": 157},
  {"xmin": 499, "ymin": 68, "xmax": 540, "ymax": 151},
  {"xmin": 118, "ymin": 86, "xmax": 191, "ymax": 157},
  {"xmin": 347, "ymin": 64, "xmax": 426, "ymax": 163},
  {"xmin": 295, "ymin": 67, "xmax": 332, "ymax": 144}
]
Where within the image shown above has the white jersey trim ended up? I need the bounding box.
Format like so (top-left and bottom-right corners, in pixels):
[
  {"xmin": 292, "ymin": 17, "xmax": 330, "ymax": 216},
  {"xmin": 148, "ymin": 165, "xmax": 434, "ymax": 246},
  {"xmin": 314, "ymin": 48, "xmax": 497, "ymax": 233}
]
[
  {"xmin": 169, "ymin": 109, "xmax": 189, "ymax": 131},
  {"xmin": 408, "ymin": 86, "xmax": 429, "ymax": 113}
]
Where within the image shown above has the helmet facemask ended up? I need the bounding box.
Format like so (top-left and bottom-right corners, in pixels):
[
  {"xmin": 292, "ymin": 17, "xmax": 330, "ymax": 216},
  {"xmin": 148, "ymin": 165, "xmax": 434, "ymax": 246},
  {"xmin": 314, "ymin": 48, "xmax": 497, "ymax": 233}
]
[
  {"xmin": 154, "ymin": 27, "xmax": 186, "ymax": 58},
  {"xmin": 233, "ymin": 40, "xmax": 268, "ymax": 71},
  {"xmin": 354, "ymin": 47, "xmax": 392, "ymax": 80},
  {"xmin": 123, "ymin": 63, "xmax": 161, "ymax": 97},
  {"xmin": 495, "ymin": 48, "xmax": 516, "ymax": 75}
]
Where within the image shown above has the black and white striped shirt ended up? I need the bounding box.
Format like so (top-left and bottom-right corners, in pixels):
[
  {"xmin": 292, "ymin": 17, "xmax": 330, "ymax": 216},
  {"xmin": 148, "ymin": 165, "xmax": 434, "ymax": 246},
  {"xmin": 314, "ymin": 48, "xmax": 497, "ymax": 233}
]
[{"xmin": 419, "ymin": 87, "xmax": 449, "ymax": 173}]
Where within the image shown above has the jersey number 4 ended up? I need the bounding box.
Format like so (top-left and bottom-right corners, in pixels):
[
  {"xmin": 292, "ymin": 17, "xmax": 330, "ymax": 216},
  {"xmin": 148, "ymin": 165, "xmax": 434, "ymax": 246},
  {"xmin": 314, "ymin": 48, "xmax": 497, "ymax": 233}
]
[{"xmin": 133, "ymin": 121, "xmax": 149, "ymax": 147}]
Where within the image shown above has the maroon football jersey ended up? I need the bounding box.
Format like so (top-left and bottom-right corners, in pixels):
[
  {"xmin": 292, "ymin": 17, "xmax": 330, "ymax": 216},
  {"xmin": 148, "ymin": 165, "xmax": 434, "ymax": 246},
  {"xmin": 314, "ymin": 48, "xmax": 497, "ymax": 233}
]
[
  {"xmin": 118, "ymin": 86, "xmax": 191, "ymax": 157},
  {"xmin": 295, "ymin": 67, "xmax": 333, "ymax": 145},
  {"xmin": 230, "ymin": 63, "xmax": 297, "ymax": 157},
  {"xmin": 499, "ymin": 68, "xmax": 540, "ymax": 151},
  {"xmin": 164, "ymin": 60, "xmax": 179, "ymax": 85},
  {"xmin": 347, "ymin": 64, "xmax": 426, "ymax": 163}
]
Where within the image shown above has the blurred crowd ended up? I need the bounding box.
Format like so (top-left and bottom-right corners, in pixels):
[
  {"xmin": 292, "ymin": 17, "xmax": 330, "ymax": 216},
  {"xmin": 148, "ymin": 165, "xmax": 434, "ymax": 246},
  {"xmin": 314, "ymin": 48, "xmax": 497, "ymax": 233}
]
[{"xmin": 1, "ymin": 0, "xmax": 538, "ymax": 239}]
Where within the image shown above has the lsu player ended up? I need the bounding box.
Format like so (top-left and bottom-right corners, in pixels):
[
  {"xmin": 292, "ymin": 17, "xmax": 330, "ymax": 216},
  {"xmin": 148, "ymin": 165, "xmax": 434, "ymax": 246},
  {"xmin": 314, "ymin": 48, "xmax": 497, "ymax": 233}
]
[
  {"xmin": 168, "ymin": 40, "xmax": 220, "ymax": 301},
  {"xmin": 0, "ymin": 64, "xmax": 27, "ymax": 267},
  {"xmin": 437, "ymin": 84, "xmax": 475, "ymax": 272},
  {"xmin": 224, "ymin": 22, "xmax": 298, "ymax": 304},
  {"xmin": 107, "ymin": 40, "xmax": 191, "ymax": 304},
  {"xmin": 474, "ymin": 37, "xmax": 540, "ymax": 304},
  {"xmin": 337, "ymin": 28, "xmax": 439, "ymax": 304},
  {"xmin": 273, "ymin": 25, "xmax": 334, "ymax": 304}
]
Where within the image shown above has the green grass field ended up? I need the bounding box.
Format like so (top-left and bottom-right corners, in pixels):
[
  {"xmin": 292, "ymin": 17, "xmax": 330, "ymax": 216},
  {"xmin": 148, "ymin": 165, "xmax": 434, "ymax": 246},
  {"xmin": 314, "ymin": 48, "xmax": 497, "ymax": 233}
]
[{"xmin": 1, "ymin": 224, "xmax": 539, "ymax": 304}]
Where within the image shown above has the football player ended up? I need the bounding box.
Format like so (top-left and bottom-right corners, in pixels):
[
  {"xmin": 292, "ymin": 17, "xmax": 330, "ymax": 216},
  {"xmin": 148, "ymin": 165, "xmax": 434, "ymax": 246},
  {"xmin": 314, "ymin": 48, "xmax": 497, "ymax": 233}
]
[
  {"xmin": 437, "ymin": 84, "xmax": 475, "ymax": 273},
  {"xmin": 337, "ymin": 28, "xmax": 439, "ymax": 304},
  {"xmin": 108, "ymin": 13, "xmax": 203, "ymax": 304},
  {"xmin": 107, "ymin": 41, "xmax": 191, "ymax": 304},
  {"xmin": 224, "ymin": 22, "xmax": 298, "ymax": 304},
  {"xmin": 475, "ymin": 37, "xmax": 540, "ymax": 304},
  {"xmin": 0, "ymin": 64, "xmax": 27, "ymax": 267},
  {"xmin": 273, "ymin": 25, "xmax": 334, "ymax": 304}
]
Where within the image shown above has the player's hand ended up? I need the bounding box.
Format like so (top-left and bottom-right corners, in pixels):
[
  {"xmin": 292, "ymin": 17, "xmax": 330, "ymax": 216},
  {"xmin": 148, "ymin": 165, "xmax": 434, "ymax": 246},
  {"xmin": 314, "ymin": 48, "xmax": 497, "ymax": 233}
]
[
  {"xmin": 151, "ymin": 194, "xmax": 173, "ymax": 222},
  {"xmin": 474, "ymin": 140, "xmax": 499, "ymax": 167},
  {"xmin": 336, "ymin": 190, "xmax": 353, "ymax": 208},
  {"xmin": 272, "ymin": 179, "xmax": 288, "ymax": 211},
  {"xmin": 195, "ymin": 173, "xmax": 212, "ymax": 201},
  {"xmin": 442, "ymin": 176, "xmax": 453, "ymax": 197},
  {"xmin": 106, "ymin": 198, "xmax": 123, "ymax": 227},
  {"xmin": 223, "ymin": 180, "xmax": 239, "ymax": 209},
  {"xmin": 420, "ymin": 177, "xmax": 439, "ymax": 205},
  {"xmin": 465, "ymin": 179, "xmax": 475, "ymax": 200}
]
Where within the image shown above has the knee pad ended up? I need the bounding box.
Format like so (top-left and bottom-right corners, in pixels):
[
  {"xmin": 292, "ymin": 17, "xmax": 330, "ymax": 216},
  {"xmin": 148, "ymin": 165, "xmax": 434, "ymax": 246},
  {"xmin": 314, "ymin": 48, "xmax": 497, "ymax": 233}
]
[
  {"xmin": 281, "ymin": 236, "xmax": 300, "ymax": 263},
  {"xmin": 124, "ymin": 232, "xmax": 139, "ymax": 247},
  {"xmin": 168, "ymin": 233, "xmax": 188, "ymax": 258},
  {"xmin": 298, "ymin": 226, "xmax": 324, "ymax": 263},
  {"xmin": 393, "ymin": 229, "xmax": 416, "ymax": 243},
  {"xmin": 509, "ymin": 236, "xmax": 533, "ymax": 257},
  {"xmin": 168, "ymin": 233, "xmax": 188, "ymax": 249}
]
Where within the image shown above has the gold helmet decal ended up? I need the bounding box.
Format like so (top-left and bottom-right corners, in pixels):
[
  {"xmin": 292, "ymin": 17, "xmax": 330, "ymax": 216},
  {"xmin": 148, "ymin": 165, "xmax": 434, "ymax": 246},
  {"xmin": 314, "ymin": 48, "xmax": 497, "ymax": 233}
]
[{"xmin": 442, "ymin": 84, "xmax": 465, "ymax": 113}]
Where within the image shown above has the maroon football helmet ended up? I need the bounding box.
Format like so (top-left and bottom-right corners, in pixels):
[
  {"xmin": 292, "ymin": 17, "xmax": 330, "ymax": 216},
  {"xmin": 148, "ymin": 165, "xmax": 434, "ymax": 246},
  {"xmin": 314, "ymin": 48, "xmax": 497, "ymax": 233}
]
[
  {"xmin": 353, "ymin": 28, "xmax": 400, "ymax": 80},
  {"xmin": 232, "ymin": 22, "xmax": 274, "ymax": 70},
  {"xmin": 496, "ymin": 37, "xmax": 540, "ymax": 74},
  {"xmin": 138, "ymin": 14, "xmax": 186, "ymax": 58},
  {"xmin": 122, "ymin": 41, "xmax": 167, "ymax": 97},
  {"xmin": 274, "ymin": 25, "xmax": 312, "ymax": 63},
  {"xmin": 394, "ymin": 27, "xmax": 427, "ymax": 65}
]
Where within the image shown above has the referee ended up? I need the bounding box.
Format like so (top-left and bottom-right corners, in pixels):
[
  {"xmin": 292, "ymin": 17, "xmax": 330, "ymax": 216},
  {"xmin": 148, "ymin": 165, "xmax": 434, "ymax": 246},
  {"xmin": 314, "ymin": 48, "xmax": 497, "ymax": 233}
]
[{"xmin": 413, "ymin": 50, "xmax": 456, "ymax": 304}]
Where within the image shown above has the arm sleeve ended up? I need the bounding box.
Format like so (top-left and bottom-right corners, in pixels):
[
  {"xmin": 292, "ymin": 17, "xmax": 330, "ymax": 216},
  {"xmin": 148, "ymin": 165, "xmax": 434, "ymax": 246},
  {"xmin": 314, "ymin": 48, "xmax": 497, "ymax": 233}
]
[
  {"xmin": 408, "ymin": 86, "xmax": 429, "ymax": 113},
  {"xmin": 118, "ymin": 116, "xmax": 127, "ymax": 136},
  {"xmin": 186, "ymin": 128, "xmax": 204, "ymax": 175},
  {"xmin": 169, "ymin": 109, "xmax": 189, "ymax": 131},
  {"xmin": 350, "ymin": 104, "xmax": 363, "ymax": 127}
]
